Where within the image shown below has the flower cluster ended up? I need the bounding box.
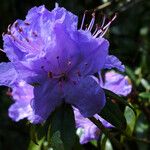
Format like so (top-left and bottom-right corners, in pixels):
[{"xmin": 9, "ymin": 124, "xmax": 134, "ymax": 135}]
[{"xmin": 0, "ymin": 5, "xmax": 126, "ymax": 124}]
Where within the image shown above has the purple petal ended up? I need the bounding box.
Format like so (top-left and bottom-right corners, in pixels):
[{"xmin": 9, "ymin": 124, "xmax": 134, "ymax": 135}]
[
  {"xmin": 70, "ymin": 31, "xmax": 109, "ymax": 76},
  {"xmin": 0, "ymin": 62, "xmax": 18, "ymax": 86},
  {"xmin": 64, "ymin": 76, "xmax": 106, "ymax": 117},
  {"xmin": 8, "ymin": 81, "xmax": 34, "ymax": 121},
  {"xmin": 9, "ymin": 101, "xmax": 33, "ymax": 122},
  {"xmin": 101, "ymin": 71, "xmax": 132, "ymax": 96},
  {"xmin": 74, "ymin": 108, "xmax": 112, "ymax": 144},
  {"xmin": 32, "ymin": 79, "xmax": 63, "ymax": 123},
  {"xmin": 104, "ymin": 55, "xmax": 125, "ymax": 72}
]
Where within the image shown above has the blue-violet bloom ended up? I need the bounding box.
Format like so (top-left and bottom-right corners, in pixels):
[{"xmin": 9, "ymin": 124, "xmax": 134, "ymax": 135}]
[{"xmin": 0, "ymin": 4, "xmax": 124, "ymax": 123}]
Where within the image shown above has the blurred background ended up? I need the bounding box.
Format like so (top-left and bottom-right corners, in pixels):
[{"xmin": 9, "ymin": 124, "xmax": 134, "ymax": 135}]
[{"xmin": 0, "ymin": 0, "xmax": 150, "ymax": 150}]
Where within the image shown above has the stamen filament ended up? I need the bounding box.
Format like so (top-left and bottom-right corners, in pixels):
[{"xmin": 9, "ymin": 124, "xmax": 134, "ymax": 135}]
[
  {"xmin": 87, "ymin": 13, "xmax": 95, "ymax": 31},
  {"xmin": 0, "ymin": 48, "xmax": 5, "ymax": 53},
  {"xmin": 102, "ymin": 14, "xmax": 117, "ymax": 31},
  {"xmin": 80, "ymin": 11, "xmax": 86, "ymax": 29}
]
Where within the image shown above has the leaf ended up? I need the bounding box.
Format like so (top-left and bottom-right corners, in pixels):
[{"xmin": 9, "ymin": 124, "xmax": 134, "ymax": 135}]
[
  {"xmin": 101, "ymin": 134, "xmax": 113, "ymax": 150},
  {"xmin": 124, "ymin": 106, "xmax": 136, "ymax": 136},
  {"xmin": 104, "ymin": 89, "xmax": 137, "ymax": 116},
  {"xmin": 50, "ymin": 131, "xmax": 64, "ymax": 150},
  {"xmin": 99, "ymin": 98, "xmax": 127, "ymax": 129},
  {"xmin": 29, "ymin": 123, "xmax": 48, "ymax": 146},
  {"xmin": 139, "ymin": 92, "xmax": 150, "ymax": 99},
  {"xmin": 28, "ymin": 139, "xmax": 44, "ymax": 150},
  {"xmin": 49, "ymin": 104, "xmax": 76, "ymax": 150},
  {"xmin": 140, "ymin": 79, "xmax": 150, "ymax": 90}
]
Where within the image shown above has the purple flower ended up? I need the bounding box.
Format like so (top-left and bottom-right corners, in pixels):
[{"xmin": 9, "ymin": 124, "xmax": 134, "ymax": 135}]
[
  {"xmin": 1, "ymin": 5, "xmax": 116, "ymax": 123},
  {"xmin": 74, "ymin": 71, "xmax": 132, "ymax": 144},
  {"xmin": 101, "ymin": 71, "xmax": 132, "ymax": 96},
  {"xmin": 74, "ymin": 108, "xmax": 112, "ymax": 144}
]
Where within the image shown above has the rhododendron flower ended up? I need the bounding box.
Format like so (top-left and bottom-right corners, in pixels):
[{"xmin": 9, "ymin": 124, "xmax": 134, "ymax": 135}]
[
  {"xmin": 74, "ymin": 71, "xmax": 132, "ymax": 144},
  {"xmin": 0, "ymin": 4, "xmax": 124, "ymax": 123}
]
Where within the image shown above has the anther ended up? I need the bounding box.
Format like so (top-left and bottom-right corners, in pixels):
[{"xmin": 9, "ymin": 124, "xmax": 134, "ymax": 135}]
[
  {"xmin": 24, "ymin": 22, "xmax": 30, "ymax": 25},
  {"xmin": 77, "ymin": 71, "xmax": 81, "ymax": 77},
  {"xmin": 56, "ymin": 56, "xmax": 59, "ymax": 59},
  {"xmin": 32, "ymin": 31, "xmax": 38, "ymax": 37},
  {"xmin": 18, "ymin": 27, "xmax": 23, "ymax": 32},
  {"xmin": 25, "ymin": 38, "xmax": 29, "ymax": 42},
  {"xmin": 85, "ymin": 63, "xmax": 88, "ymax": 66},
  {"xmin": 48, "ymin": 72, "xmax": 53, "ymax": 78}
]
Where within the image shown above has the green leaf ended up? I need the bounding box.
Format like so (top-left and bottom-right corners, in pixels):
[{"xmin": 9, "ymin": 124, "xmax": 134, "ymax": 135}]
[
  {"xmin": 50, "ymin": 131, "xmax": 64, "ymax": 150},
  {"xmin": 139, "ymin": 92, "xmax": 150, "ymax": 99},
  {"xmin": 104, "ymin": 89, "xmax": 137, "ymax": 116},
  {"xmin": 101, "ymin": 134, "xmax": 113, "ymax": 150},
  {"xmin": 140, "ymin": 79, "xmax": 150, "ymax": 90},
  {"xmin": 99, "ymin": 98, "xmax": 127, "ymax": 129},
  {"xmin": 30, "ymin": 123, "xmax": 47, "ymax": 145},
  {"xmin": 124, "ymin": 106, "xmax": 136, "ymax": 136},
  {"xmin": 28, "ymin": 139, "xmax": 44, "ymax": 150},
  {"xmin": 49, "ymin": 104, "xmax": 76, "ymax": 150}
]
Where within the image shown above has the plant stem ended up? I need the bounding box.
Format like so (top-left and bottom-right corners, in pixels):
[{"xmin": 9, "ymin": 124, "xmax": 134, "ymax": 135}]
[{"xmin": 89, "ymin": 117, "xmax": 123, "ymax": 150}]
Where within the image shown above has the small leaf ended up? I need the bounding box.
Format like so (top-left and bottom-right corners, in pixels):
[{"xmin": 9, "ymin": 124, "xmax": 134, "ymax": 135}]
[
  {"xmin": 139, "ymin": 92, "xmax": 150, "ymax": 99},
  {"xmin": 49, "ymin": 104, "xmax": 76, "ymax": 150},
  {"xmin": 101, "ymin": 134, "xmax": 113, "ymax": 150},
  {"xmin": 124, "ymin": 106, "xmax": 136, "ymax": 136},
  {"xmin": 140, "ymin": 79, "xmax": 150, "ymax": 90},
  {"xmin": 99, "ymin": 98, "xmax": 127, "ymax": 129}
]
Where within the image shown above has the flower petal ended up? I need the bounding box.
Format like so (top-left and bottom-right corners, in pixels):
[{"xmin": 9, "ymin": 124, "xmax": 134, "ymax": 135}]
[
  {"xmin": 64, "ymin": 76, "xmax": 106, "ymax": 117},
  {"xmin": 104, "ymin": 55, "xmax": 125, "ymax": 72},
  {"xmin": 31, "ymin": 79, "xmax": 63, "ymax": 123},
  {"xmin": 0, "ymin": 62, "xmax": 18, "ymax": 86},
  {"xmin": 70, "ymin": 31, "xmax": 109, "ymax": 76},
  {"xmin": 9, "ymin": 101, "xmax": 33, "ymax": 122},
  {"xmin": 102, "ymin": 71, "xmax": 132, "ymax": 96}
]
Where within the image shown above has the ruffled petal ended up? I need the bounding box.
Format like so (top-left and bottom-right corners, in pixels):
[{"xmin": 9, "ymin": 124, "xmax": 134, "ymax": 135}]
[
  {"xmin": 8, "ymin": 101, "xmax": 33, "ymax": 122},
  {"xmin": 70, "ymin": 31, "xmax": 109, "ymax": 77},
  {"xmin": 64, "ymin": 76, "xmax": 106, "ymax": 117},
  {"xmin": 0, "ymin": 62, "xmax": 18, "ymax": 86},
  {"xmin": 102, "ymin": 71, "xmax": 132, "ymax": 96},
  {"xmin": 74, "ymin": 108, "xmax": 112, "ymax": 144},
  {"xmin": 104, "ymin": 55, "xmax": 125, "ymax": 72},
  {"xmin": 31, "ymin": 79, "xmax": 63, "ymax": 123}
]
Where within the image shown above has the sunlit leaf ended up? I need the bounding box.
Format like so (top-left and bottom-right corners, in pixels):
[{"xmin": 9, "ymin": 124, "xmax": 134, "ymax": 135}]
[
  {"xmin": 139, "ymin": 92, "xmax": 150, "ymax": 99},
  {"xmin": 124, "ymin": 106, "xmax": 136, "ymax": 136}
]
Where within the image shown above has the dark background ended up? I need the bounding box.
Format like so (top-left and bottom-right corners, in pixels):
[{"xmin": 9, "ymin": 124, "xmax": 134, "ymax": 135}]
[{"xmin": 0, "ymin": 0, "xmax": 150, "ymax": 150}]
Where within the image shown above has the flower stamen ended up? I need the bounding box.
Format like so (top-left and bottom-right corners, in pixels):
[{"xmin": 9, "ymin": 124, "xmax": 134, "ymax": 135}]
[{"xmin": 87, "ymin": 12, "xmax": 95, "ymax": 31}]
